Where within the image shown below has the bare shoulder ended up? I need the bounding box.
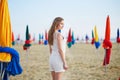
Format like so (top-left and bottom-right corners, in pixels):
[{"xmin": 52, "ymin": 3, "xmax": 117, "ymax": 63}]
[{"xmin": 56, "ymin": 32, "xmax": 62, "ymax": 39}]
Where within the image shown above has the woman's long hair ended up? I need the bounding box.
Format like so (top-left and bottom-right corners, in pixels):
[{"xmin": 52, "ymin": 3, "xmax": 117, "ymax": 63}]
[{"xmin": 48, "ymin": 17, "xmax": 64, "ymax": 45}]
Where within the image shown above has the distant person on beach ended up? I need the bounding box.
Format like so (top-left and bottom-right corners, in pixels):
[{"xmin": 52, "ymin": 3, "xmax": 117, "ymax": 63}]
[{"xmin": 48, "ymin": 17, "xmax": 68, "ymax": 80}]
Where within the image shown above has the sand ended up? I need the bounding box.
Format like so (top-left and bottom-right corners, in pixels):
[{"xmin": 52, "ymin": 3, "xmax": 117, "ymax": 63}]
[{"xmin": 10, "ymin": 43, "xmax": 120, "ymax": 80}]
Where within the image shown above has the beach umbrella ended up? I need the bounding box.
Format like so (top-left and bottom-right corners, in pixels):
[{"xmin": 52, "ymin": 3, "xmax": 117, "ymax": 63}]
[
  {"xmin": 23, "ymin": 25, "xmax": 31, "ymax": 50},
  {"xmin": 41, "ymin": 34, "xmax": 44, "ymax": 40},
  {"xmin": 67, "ymin": 28, "xmax": 72, "ymax": 48},
  {"xmin": 91, "ymin": 30, "xmax": 95, "ymax": 45},
  {"xmin": 16, "ymin": 34, "xmax": 20, "ymax": 45},
  {"xmin": 44, "ymin": 30, "xmax": 48, "ymax": 45},
  {"xmin": 0, "ymin": 0, "xmax": 22, "ymax": 79},
  {"xmin": 12, "ymin": 32, "xmax": 15, "ymax": 45},
  {"xmin": 41, "ymin": 33, "xmax": 44, "ymax": 44},
  {"xmin": 17, "ymin": 34, "xmax": 20, "ymax": 41},
  {"xmin": 85, "ymin": 34, "xmax": 89, "ymax": 44},
  {"xmin": 117, "ymin": 28, "xmax": 120, "ymax": 43},
  {"xmin": 103, "ymin": 16, "xmax": 112, "ymax": 66},
  {"xmin": 117, "ymin": 28, "xmax": 119, "ymax": 39},
  {"xmin": 0, "ymin": 0, "xmax": 11, "ymax": 62},
  {"xmin": 45, "ymin": 30, "xmax": 48, "ymax": 41},
  {"xmin": 94, "ymin": 26, "xmax": 100, "ymax": 49},
  {"xmin": 76, "ymin": 36, "xmax": 79, "ymax": 41},
  {"xmin": 72, "ymin": 31, "xmax": 75, "ymax": 45},
  {"xmin": 39, "ymin": 33, "xmax": 42, "ymax": 44}
]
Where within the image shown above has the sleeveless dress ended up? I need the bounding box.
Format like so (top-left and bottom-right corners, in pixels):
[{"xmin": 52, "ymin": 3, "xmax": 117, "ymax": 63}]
[{"xmin": 49, "ymin": 31, "xmax": 66, "ymax": 72}]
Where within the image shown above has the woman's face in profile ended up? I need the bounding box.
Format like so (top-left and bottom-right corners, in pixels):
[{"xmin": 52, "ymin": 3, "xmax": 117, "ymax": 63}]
[{"xmin": 57, "ymin": 20, "xmax": 64, "ymax": 30}]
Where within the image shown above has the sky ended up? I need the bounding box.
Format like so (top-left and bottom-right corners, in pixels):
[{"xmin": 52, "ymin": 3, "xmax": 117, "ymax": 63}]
[{"xmin": 8, "ymin": 0, "xmax": 120, "ymax": 40}]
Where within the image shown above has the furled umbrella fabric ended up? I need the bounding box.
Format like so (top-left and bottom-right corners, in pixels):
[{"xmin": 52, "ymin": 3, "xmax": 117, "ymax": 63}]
[
  {"xmin": 12, "ymin": 32, "xmax": 15, "ymax": 45},
  {"xmin": 0, "ymin": 0, "xmax": 22, "ymax": 79},
  {"xmin": 67, "ymin": 28, "xmax": 72, "ymax": 48},
  {"xmin": 0, "ymin": 47, "xmax": 22, "ymax": 76},
  {"xmin": 94, "ymin": 26, "xmax": 101, "ymax": 49},
  {"xmin": 41, "ymin": 34, "xmax": 44, "ymax": 44},
  {"xmin": 117, "ymin": 28, "xmax": 120, "ymax": 43},
  {"xmin": 72, "ymin": 31, "xmax": 75, "ymax": 45},
  {"xmin": 85, "ymin": 34, "xmax": 89, "ymax": 44},
  {"xmin": 117, "ymin": 28, "xmax": 119, "ymax": 39},
  {"xmin": 103, "ymin": 16, "xmax": 112, "ymax": 66},
  {"xmin": 42, "ymin": 34, "xmax": 44, "ymax": 40},
  {"xmin": 91, "ymin": 30, "xmax": 95, "ymax": 45},
  {"xmin": 0, "ymin": 0, "xmax": 11, "ymax": 62},
  {"xmin": 44, "ymin": 30, "xmax": 48, "ymax": 45},
  {"xmin": 23, "ymin": 25, "xmax": 31, "ymax": 50},
  {"xmin": 39, "ymin": 33, "xmax": 42, "ymax": 44},
  {"xmin": 17, "ymin": 34, "xmax": 20, "ymax": 41}
]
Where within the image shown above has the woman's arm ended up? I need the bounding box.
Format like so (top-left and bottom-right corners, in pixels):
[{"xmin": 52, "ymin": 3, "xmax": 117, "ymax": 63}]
[{"xmin": 57, "ymin": 33, "xmax": 67, "ymax": 65}]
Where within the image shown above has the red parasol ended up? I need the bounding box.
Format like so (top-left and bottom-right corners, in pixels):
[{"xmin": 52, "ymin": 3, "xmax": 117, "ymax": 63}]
[
  {"xmin": 67, "ymin": 28, "xmax": 72, "ymax": 48},
  {"xmin": 103, "ymin": 16, "xmax": 112, "ymax": 66}
]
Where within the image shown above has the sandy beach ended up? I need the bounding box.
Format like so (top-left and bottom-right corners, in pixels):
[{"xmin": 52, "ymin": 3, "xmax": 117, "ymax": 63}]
[{"xmin": 10, "ymin": 43, "xmax": 120, "ymax": 80}]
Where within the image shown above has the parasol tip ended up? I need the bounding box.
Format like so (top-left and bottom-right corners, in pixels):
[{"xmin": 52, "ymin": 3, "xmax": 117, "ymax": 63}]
[{"xmin": 107, "ymin": 15, "xmax": 110, "ymax": 19}]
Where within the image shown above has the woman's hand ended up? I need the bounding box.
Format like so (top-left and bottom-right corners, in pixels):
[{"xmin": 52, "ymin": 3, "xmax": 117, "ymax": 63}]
[{"xmin": 63, "ymin": 63, "xmax": 68, "ymax": 70}]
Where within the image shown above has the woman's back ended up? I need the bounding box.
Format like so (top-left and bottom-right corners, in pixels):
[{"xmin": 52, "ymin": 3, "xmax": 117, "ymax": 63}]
[
  {"xmin": 51, "ymin": 31, "xmax": 66, "ymax": 55},
  {"xmin": 52, "ymin": 31, "xmax": 59, "ymax": 52}
]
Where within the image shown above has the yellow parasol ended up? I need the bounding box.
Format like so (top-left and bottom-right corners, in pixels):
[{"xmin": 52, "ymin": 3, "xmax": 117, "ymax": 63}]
[
  {"xmin": 0, "ymin": 0, "xmax": 12, "ymax": 62},
  {"xmin": 94, "ymin": 26, "xmax": 100, "ymax": 49},
  {"xmin": 94, "ymin": 26, "xmax": 99, "ymax": 42}
]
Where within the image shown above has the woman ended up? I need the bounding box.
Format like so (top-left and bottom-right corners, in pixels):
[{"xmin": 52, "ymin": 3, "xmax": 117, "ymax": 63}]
[{"xmin": 48, "ymin": 17, "xmax": 68, "ymax": 80}]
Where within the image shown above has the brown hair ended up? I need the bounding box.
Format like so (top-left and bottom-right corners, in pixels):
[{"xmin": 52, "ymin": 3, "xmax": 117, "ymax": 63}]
[{"xmin": 48, "ymin": 17, "xmax": 64, "ymax": 45}]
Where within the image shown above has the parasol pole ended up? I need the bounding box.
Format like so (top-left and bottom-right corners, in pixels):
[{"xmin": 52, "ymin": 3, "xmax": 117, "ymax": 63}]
[
  {"xmin": 26, "ymin": 47, "xmax": 30, "ymax": 79},
  {"xmin": 1, "ymin": 63, "xmax": 5, "ymax": 79},
  {"xmin": 104, "ymin": 49, "xmax": 107, "ymax": 73},
  {"xmin": 0, "ymin": 62, "xmax": 3, "ymax": 79},
  {"xmin": 0, "ymin": 62, "xmax": 10, "ymax": 80},
  {"xmin": 26, "ymin": 48, "xmax": 29, "ymax": 64}
]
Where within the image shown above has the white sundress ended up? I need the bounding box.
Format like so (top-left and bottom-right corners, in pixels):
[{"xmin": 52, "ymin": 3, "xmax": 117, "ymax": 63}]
[{"xmin": 49, "ymin": 31, "xmax": 66, "ymax": 72}]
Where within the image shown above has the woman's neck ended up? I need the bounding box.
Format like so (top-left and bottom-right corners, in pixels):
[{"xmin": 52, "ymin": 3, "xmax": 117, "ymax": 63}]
[{"xmin": 55, "ymin": 29, "xmax": 58, "ymax": 32}]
